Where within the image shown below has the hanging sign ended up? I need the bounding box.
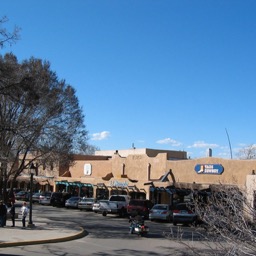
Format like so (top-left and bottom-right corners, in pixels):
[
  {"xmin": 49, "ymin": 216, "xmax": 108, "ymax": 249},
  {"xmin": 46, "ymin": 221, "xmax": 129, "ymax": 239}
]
[
  {"xmin": 195, "ymin": 164, "xmax": 224, "ymax": 175},
  {"xmin": 110, "ymin": 180, "xmax": 129, "ymax": 188}
]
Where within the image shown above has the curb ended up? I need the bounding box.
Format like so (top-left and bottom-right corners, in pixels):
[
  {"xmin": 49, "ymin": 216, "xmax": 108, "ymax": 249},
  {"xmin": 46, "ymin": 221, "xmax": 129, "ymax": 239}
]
[{"xmin": 0, "ymin": 227, "xmax": 87, "ymax": 248}]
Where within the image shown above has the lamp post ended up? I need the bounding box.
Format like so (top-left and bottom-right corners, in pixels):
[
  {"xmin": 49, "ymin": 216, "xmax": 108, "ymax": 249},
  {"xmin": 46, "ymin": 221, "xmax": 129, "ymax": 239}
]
[{"xmin": 28, "ymin": 163, "xmax": 36, "ymax": 228}]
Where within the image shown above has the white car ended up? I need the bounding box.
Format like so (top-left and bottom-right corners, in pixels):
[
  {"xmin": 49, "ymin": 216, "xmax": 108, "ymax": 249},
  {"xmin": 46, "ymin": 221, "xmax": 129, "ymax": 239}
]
[
  {"xmin": 149, "ymin": 204, "xmax": 173, "ymax": 222},
  {"xmin": 39, "ymin": 192, "xmax": 52, "ymax": 205},
  {"xmin": 78, "ymin": 198, "xmax": 96, "ymax": 211},
  {"xmin": 92, "ymin": 200, "xmax": 109, "ymax": 213}
]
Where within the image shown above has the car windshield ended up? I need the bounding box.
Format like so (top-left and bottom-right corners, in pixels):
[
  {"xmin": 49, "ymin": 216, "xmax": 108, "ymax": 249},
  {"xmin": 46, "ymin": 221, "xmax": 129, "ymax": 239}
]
[
  {"xmin": 129, "ymin": 200, "xmax": 145, "ymax": 206},
  {"xmin": 17, "ymin": 191, "xmax": 26, "ymax": 195},
  {"xmin": 154, "ymin": 205, "xmax": 168, "ymax": 210},
  {"xmin": 175, "ymin": 203, "xmax": 194, "ymax": 211},
  {"xmin": 52, "ymin": 193, "xmax": 62, "ymax": 198},
  {"xmin": 42, "ymin": 192, "xmax": 51, "ymax": 196},
  {"xmin": 82, "ymin": 198, "xmax": 94, "ymax": 202},
  {"xmin": 69, "ymin": 197, "xmax": 80, "ymax": 201},
  {"xmin": 109, "ymin": 196, "xmax": 125, "ymax": 201}
]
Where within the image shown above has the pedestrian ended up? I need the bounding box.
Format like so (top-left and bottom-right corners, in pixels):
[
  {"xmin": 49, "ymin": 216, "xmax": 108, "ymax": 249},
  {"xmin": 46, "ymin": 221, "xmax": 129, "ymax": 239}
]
[
  {"xmin": 9, "ymin": 201, "xmax": 15, "ymax": 227},
  {"xmin": 0, "ymin": 200, "xmax": 7, "ymax": 227},
  {"xmin": 20, "ymin": 201, "xmax": 28, "ymax": 228}
]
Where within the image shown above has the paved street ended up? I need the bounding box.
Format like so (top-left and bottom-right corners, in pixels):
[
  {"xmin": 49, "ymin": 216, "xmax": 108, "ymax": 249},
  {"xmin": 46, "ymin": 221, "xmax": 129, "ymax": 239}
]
[{"xmin": 0, "ymin": 203, "xmax": 212, "ymax": 256}]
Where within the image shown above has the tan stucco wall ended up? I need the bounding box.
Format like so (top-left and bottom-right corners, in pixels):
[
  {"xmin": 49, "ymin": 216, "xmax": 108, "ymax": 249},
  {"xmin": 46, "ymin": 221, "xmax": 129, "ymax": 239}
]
[
  {"xmin": 69, "ymin": 160, "xmax": 112, "ymax": 179},
  {"xmin": 168, "ymin": 157, "xmax": 256, "ymax": 189},
  {"xmin": 55, "ymin": 150, "xmax": 256, "ymax": 203}
]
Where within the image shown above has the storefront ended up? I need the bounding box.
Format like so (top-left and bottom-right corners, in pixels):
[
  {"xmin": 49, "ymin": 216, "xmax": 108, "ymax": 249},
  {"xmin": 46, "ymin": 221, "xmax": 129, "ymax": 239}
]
[
  {"xmin": 55, "ymin": 181, "xmax": 93, "ymax": 197},
  {"xmin": 52, "ymin": 148, "xmax": 256, "ymax": 219},
  {"xmin": 13, "ymin": 174, "xmax": 54, "ymax": 192}
]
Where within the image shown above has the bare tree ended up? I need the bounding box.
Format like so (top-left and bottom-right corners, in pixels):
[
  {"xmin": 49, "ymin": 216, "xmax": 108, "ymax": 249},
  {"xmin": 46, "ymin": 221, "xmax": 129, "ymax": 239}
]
[
  {"xmin": 78, "ymin": 144, "xmax": 100, "ymax": 155},
  {"xmin": 172, "ymin": 186, "xmax": 256, "ymax": 256},
  {"xmin": 0, "ymin": 16, "xmax": 20, "ymax": 49},
  {"xmin": 0, "ymin": 53, "xmax": 88, "ymax": 202},
  {"xmin": 237, "ymin": 144, "xmax": 256, "ymax": 159}
]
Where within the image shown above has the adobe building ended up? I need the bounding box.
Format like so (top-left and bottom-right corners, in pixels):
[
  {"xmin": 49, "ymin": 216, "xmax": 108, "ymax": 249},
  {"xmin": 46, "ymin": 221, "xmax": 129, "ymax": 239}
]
[{"xmin": 54, "ymin": 148, "xmax": 256, "ymax": 212}]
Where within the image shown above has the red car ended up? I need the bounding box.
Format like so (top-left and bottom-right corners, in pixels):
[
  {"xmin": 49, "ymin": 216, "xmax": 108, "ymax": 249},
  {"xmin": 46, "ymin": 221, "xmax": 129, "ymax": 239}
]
[{"xmin": 127, "ymin": 199, "xmax": 154, "ymax": 219}]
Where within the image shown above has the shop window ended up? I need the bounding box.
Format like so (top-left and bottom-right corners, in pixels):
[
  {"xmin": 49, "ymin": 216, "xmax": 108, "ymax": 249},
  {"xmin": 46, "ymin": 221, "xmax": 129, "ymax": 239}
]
[
  {"xmin": 110, "ymin": 189, "xmax": 127, "ymax": 196},
  {"xmin": 129, "ymin": 192, "xmax": 146, "ymax": 200},
  {"xmin": 56, "ymin": 184, "xmax": 66, "ymax": 193},
  {"xmin": 81, "ymin": 186, "xmax": 93, "ymax": 198},
  {"xmin": 96, "ymin": 188, "xmax": 109, "ymax": 200},
  {"xmin": 149, "ymin": 188, "xmax": 162, "ymax": 204}
]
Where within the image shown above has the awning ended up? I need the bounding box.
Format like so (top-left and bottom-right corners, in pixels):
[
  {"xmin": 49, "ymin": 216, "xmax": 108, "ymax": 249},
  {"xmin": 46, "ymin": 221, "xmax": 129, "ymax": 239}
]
[
  {"xmin": 128, "ymin": 185, "xmax": 139, "ymax": 191},
  {"xmin": 150, "ymin": 186, "xmax": 167, "ymax": 192},
  {"xmin": 96, "ymin": 183, "xmax": 107, "ymax": 188},
  {"xmin": 16, "ymin": 175, "xmax": 54, "ymax": 186},
  {"xmin": 160, "ymin": 170, "xmax": 171, "ymax": 182},
  {"xmin": 55, "ymin": 181, "xmax": 93, "ymax": 187},
  {"xmin": 174, "ymin": 182, "xmax": 210, "ymax": 190},
  {"xmin": 16, "ymin": 175, "xmax": 30, "ymax": 183}
]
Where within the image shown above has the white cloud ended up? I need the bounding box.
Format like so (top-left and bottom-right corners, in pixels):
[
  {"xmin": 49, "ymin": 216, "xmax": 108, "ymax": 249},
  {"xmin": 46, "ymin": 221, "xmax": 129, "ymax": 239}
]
[
  {"xmin": 188, "ymin": 140, "xmax": 219, "ymax": 149},
  {"xmin": 156, "ymin": 138, "xmax": 182, "ymax": 147},
  {"xmin": 91, "ymin": 131, "xmax": 110, "ymax": 141}
]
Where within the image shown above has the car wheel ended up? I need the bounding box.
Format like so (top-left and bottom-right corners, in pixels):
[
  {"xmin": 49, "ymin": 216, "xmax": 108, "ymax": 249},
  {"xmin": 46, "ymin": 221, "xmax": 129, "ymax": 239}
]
[
  {"xmin": 102, "ymin": 211, "xmax": 107, "ymax": 216},
  {"xmin": 173, "ymin": 222, "xmax": 177, "ymax": 226}
]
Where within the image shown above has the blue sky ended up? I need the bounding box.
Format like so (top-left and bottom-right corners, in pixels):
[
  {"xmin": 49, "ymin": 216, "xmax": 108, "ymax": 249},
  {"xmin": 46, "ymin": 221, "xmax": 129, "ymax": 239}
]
[{"xmin": 1, "ymin": 0, "xmax": 256, "ymax": 159}]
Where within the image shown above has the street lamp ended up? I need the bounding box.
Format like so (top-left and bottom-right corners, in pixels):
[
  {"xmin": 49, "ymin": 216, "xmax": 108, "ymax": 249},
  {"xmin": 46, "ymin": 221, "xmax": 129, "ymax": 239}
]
[{"xmin": 28, "ymin": 162, "xmax": 36, "ymax": 228}]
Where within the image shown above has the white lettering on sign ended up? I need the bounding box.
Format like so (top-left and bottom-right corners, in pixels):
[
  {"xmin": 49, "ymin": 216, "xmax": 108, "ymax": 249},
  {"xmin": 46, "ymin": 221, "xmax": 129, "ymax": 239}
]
[
  {"xmin": 204, "ymin": 168, "xmax": 219, "ymax": 174},
  {"xmin": 110, "ymin": 180, "xmax": 129, "ymax": 187}
]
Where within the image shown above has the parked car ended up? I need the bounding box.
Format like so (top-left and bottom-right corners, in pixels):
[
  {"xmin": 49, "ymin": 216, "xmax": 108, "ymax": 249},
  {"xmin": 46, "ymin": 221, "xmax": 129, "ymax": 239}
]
[
  {"xmin": 78, "ymin": 197, "xmax": 96, "ymax": 211},
  {"xmin": 172, "ymin": 203, "xmax": 198, "ymax": 226},
  {"xmin": 15, "ymin": 191, "xmax": 30, "ymax": 201},
  {"xmin": 127, "ymin": 199, "xmax": 154, "ymax": 219},
  {"xmin": 50, "ymin": 192, "xmax": 72, "ymax": 207},
  {"xmin": 92, "ymin": 199, "xmax": 109, "ymax": 213},
  {"xmin": 32, "ymin": 192, "xmax": 42, "ymax": 203},
  {"xmin": 65, "ymin": 196, "xmax": 81, "ymax": 209},
  {"xmin": 100, "ymin": 195, "xmax": 131, "ymax": 217},
  {"xmin": 149, "ymin": 204, "xmax": 173, "ymax": 222},
  {"xmin": 39, "ymin": 192, "xmax": 52, "ymax": 205}
]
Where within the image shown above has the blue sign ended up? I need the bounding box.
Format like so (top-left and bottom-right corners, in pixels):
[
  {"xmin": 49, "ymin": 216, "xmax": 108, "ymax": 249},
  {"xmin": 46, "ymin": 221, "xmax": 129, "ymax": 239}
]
[{"xmin": 194, "ymin": 164, "xmax": 224, "ymax": 175}]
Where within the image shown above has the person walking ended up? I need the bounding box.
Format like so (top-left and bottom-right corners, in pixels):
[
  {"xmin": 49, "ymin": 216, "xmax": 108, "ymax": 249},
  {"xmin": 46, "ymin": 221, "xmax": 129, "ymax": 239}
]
[
  {"xmin": 20, "ymin": 202, "xmax": 28, "ymax": 228},
  {"xmin": 0, "ymin": 201, "xmax": 7, "ymax": 227},
  {"xmin": 9, "ymin": 201, "xmax": 15, "ymax": 227}
]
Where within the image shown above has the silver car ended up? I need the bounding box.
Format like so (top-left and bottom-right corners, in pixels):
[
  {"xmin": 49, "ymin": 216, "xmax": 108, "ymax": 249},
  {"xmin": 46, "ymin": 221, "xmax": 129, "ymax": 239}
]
[
  {"xmin": 65, "ymin": 196, "xmax": 81, "ymax": 209},
  {"xmin": 39, "ymin": 192, "xmax": 52, "ymax": 205},
  {"xmin": 172, "ymin": 203, "xmax": 197, "ymax": 226},
  {"xmin": 149, "ymin": 204, "xmax": 173, "ymax": 222},
  {"xmin": 78, "ymin": 198, "xmax": 96, "ymax": 211},
  {"xmin": 92, "ymin": 200, "xmax": 109, "ymax": 213}
]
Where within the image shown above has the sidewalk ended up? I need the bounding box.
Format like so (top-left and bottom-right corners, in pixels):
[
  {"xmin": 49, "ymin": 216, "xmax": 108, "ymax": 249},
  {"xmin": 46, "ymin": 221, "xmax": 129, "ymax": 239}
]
[{"xmin": 0, "ymin": 216, "xmax": 87, "ymax": 248}]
